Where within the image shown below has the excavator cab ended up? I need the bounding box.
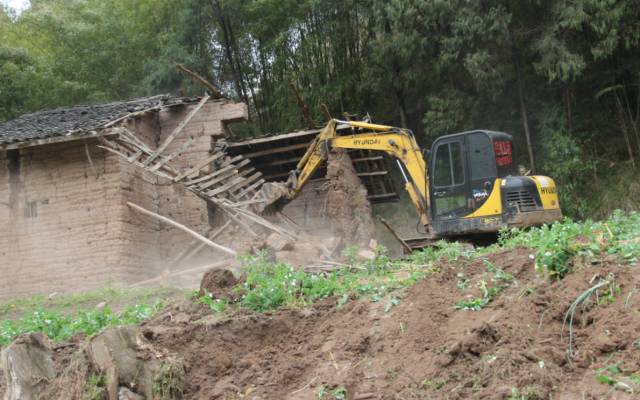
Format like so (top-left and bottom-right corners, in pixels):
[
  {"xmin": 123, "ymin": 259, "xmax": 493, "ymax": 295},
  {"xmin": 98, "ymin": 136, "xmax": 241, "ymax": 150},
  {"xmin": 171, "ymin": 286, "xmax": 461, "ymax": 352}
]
[{"xmin": 427, "ymin": 130, "xmax": 562, "ymax": 237}]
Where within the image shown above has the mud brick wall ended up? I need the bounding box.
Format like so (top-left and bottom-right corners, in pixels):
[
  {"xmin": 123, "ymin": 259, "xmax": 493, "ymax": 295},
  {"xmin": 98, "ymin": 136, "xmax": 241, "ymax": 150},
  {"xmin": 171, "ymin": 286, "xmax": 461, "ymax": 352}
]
[{"xmin": 0, "ymin": 99, "xmax": 247, "ymax": 300}]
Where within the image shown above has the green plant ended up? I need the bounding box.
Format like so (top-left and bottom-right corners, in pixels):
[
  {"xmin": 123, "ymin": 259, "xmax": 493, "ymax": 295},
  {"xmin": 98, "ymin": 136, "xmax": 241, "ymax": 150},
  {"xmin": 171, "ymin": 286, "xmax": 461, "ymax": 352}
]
[
  {"xmin": 497, "ymin": 211, "xmax": 640, "ymax": 279},
  {"xmin": 456, "ymin": 296, "xmax": 490, "ymax": 311},
  {"xmin": 507, "ymin": 386, "xmax": 540, "ymax": 400},
  {"xmin": 331, "ymin": 387, "xmax": 347, "ymax": 400},
  {"xmin": 422, "ymin": 378, "xmax": 447, "ymax": 390},
  {"xmin": 594, "ymin": 363, "xmax": 639, "ymax": 393},
  {"xmin": 84, "ymin": 373, "xmax": 105, "ymax": 400},
  {"xmin": 455, "ymin": 260, "xmax": 514, "ymax": 311},
  {"xmin": 153, "ymin": 358, "xmax": 185, "ymax": 400},
  {"xmin": 563, "ymin": 275, "xmax": 614, "ymax": 357},
  {"xmin": 0, "ymin": 301, "xmax": 162, "ymax": 345},
  {"xmin": 456, "ymin": 272, "xmax": 470, "ymax": 290},
  {"xmin": 341, "ymin": 245, "xmax": 360, "ymax": 264},
  {"xmin": 597, "ymin": 282, "xmax": 621, "ymax": 305},
  {"xmin": 195, "ymin": 291, "xmax": 228, "ymax": 313},
  {"xmin": 235, "ymin": 251, "xmax": 434, "ymax": 312},
  {"xmin": 384, "ymin": 297, "xmax": 400, "ymax": 313}
]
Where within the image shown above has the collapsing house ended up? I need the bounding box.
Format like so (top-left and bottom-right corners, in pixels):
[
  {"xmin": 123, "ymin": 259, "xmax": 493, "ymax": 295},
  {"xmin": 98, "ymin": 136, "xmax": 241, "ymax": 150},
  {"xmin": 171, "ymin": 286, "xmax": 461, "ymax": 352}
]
[
  {"xmin": 0, "ymin": 91, "xmax": 408, "ymax": 300},
  {"xmin": 0, "ymin": 95, "xmax": 247, "ymax": 299}
]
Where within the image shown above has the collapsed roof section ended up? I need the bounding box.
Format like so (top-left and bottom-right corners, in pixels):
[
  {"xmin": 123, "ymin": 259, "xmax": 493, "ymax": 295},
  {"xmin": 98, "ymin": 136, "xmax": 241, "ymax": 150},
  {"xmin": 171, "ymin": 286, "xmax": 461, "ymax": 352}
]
[
  {"xmin": 0, "ymin": 95, "xmax": 203, "ymax": 148},
  {"xmin": 227, "ymin": 126, "xmax": 399, "ymax": 203}
]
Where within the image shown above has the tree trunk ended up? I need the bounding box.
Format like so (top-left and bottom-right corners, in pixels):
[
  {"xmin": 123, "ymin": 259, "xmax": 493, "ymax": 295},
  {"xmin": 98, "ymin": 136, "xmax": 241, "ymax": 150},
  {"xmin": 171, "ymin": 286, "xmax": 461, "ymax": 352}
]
[
  {"xmin": 614, "ymin": 92, "xmax": 636, "ymax": 168},
  {"xmin": 513, "ymin": 50, "xmax": 535, "ymax": 173}
]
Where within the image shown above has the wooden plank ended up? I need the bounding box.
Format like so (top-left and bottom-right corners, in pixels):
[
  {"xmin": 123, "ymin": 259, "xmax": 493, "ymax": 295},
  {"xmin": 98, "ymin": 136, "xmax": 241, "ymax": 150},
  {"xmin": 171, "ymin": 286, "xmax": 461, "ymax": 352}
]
[
  {"xmin": 195, "ymin": 160, "xmax": 252, "ymax": 190},
  {"xmin": 149, "ymin": 136, "xmax": 196, "ymax": 172},
  {"xmin": 144, "ymin": 94, "xmax": 210, "ymax": 166},
  {"xmin": 175, "ymin": 63, "xmax": 224, "ymax": 98},
  {"xmin": 224, "ymin": 210, "xmax": 258, "ymax": 237},
  {"xmin": 127, "ymin": 202, "xmax": 236, "ymax": 256},
  {"xmin": 173, "ymin": 152, "xmax": 228, "ymax": 182},
  {"xmin": 187, "ymin": 164, "xmax": 237, "ymax": 187},
  {"xmin": 199, "ymin": 162, "xmax": 254, "ymax": 191},
  {"xmin": 182, "ymin": 154, "xmax": 244, "ymax": 185},
  {"xmin": 206, "ymin": 176, "xmax": 247, "ymax": 197},
  {"xmin": 195, "ymin": 168, "xmax": 238, "ymax": 191},
  {"xmin": 236, "ymin": 178, "xmax": 265, "ymax": 198},
  {"xmin": 229, "ymin": 204, "xmax": 296, "ymax": 240},
  {"xmin": 262, "ymin": 156, "xmax": 303, "ymax": 167},
  {"xmin": 130, "ymin": 258, "xmax": 232, "ymax": 288},
  {"xmin": 171, "ymin": 220, "xmax": 232, "ymax": 266},
  {"xmin": 231, "ymin": 172, "xmax": 262, "ymax": 194},
  {"xmin": 222, "ymin": 171, "xmax": 260, "ymax": 194},
  {"xmin": 263, "ymin": 171, "xmax": 296, "ymax": 180},
  {"xmin": 356, "ymin": 171, "xmax": 388, "ymax": 177},
  {"xmin": 0, "ymin": 130, "xmax": 116, "ymax": 151},
  {"xmin": 117, "ymin": 127, "xmax": 154, "ymax": 152},
  {"xmin": 351, "ymin": 155, "xmax": 384, "ymax": 163},
  {"xmin": 380, "ymin": 217, "xmax": 413, "ymax": 253},
  {"xmin": 227, "ymin": 129, "xmax": 320, "ymax": 148},
  {"xmin": 241, "ymin": 142, "xmax": 310, "ymax": 159},
  {"xmin": 127, "ymin": 149, "xmax": 144, "ymax": 163},
  {"xmin": 367, "ymin": 193, "xmax": 398, "ymax": 200}
]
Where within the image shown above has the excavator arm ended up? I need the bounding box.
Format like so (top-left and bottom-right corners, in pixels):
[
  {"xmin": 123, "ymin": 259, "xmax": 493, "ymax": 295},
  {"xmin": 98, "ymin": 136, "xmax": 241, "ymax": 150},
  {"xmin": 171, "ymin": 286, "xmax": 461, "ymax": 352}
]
[{"xmin": 283, "ymin": 119, "xmax": 431, "ymax": 225}]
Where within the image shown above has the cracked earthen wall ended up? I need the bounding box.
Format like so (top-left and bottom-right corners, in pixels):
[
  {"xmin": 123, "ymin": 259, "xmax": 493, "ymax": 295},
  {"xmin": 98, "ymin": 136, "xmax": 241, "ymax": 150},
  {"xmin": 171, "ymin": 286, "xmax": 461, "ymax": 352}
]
[{"xmin": 0, "ymin": 99, "xmax": 247, "ymax": 300}]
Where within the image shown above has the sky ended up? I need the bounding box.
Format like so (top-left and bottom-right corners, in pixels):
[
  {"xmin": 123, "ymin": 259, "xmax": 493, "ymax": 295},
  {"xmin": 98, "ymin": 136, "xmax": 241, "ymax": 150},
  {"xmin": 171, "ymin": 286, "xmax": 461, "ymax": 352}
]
[{"xmin": 1, "ymin": 0, "xmax": 30, "ymax": 13}]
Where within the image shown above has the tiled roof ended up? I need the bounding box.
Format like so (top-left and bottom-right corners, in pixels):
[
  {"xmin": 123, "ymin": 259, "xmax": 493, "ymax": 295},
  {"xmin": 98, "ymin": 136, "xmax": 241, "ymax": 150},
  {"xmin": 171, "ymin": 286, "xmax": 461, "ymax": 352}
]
[{"xmin": 0, "ymin": 95, "xmax": 199, "ymax": 145}]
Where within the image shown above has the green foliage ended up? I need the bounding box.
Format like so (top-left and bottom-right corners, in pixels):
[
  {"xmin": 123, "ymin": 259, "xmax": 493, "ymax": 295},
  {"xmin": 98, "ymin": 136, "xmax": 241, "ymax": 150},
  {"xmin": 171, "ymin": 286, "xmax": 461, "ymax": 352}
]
[
  {"xmin": 1, "ymin": 0, "xmax": 639, "ymax": 217},
  {"xmin": 195, "ymin": 291, "xmax": 228, "ymax": 313},
  {"xmin": 455, "ymin": 260, "xmax": 514, "ymax": 311},
  {"xmin": 538, "ymin": 106, "xmax": 595, "ymax": 218},
  {"xmin": 0, "ymin": 286, "xmax": 178, "ymax": 320},
  {"xmin": 507, "ymin": 387, "xmax": 540, "ymax": 400},
  {"xmin": 330, "ymin": 387, "xmax": 347, "ymax": 400},
  {"xmin": 84, "ymin": 373, "xmax": 106, "ymax": 400},
  {"xmin": 422, "ymin": 378, "xmax": 447, "ymax": 390},
  {"xmin": 235, "ymin": 244, "xmax": 458, "ymax": 312},
  {"xmin": 595, "ymin": 363, "xmax": 640, "ymax": 393},
  {"xmin": 0, "ymin": 301, "xmax": 162, "ymax": 345},
  {"xmin": 498, "ymin": 210, "xmax": 640, "ymax": 278},
  {"xmin": 152, "ymin": 359, "xmax": 185, "ymax": 400}
]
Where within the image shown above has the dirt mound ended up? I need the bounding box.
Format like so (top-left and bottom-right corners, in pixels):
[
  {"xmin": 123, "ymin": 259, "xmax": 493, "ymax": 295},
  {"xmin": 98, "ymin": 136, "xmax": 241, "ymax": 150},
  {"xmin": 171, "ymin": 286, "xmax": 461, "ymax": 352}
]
[
  {"xmin": 325, "ymin": 149, "xmax": 374, "ymax": 246},
  {"xmin": 3, "ymin": 248, "xmax": 638, "ymax": 399},
  {"xmin": 198, "ymin": 268, "xmax": 242, "ymax": 300},
  {"xmin": 134, "ymin": 248, "xmax": 639, "ymax": 399}
]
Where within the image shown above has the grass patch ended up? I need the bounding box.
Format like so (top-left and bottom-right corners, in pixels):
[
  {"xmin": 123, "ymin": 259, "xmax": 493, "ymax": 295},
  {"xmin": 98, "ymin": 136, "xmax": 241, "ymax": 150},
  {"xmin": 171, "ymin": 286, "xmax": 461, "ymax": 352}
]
[
  {"xmin": 0, "ymin": 301, "xmax": 163, "ymax": 345},
  {"xmin": 494, "ymin": 210, "xmax": 640, "ymax": 279},
  {"xmin": 0, "ymin": 286, "xmax": 180, "ymax": 320},
  {"xmin": 234, "ymin": 242, "xmax": 456, "ymax": 312},
  {"xmin": 0, "ymin": 287, "xmax": 181, "ymax": 346},
  {"xmin": 595, "ymin": 363, "xmax": 640, "ymax": 394},
  {"xmin": 455, "ymin": 260, "xmax": 514, "ymax": 311}
]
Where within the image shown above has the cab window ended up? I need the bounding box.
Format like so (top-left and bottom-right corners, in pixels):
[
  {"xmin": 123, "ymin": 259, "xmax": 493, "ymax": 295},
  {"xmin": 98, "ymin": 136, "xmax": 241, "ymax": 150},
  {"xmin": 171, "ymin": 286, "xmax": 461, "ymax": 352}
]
[
  {"xmin": 433, "ymin": 141, "xmax": 464, "ymax": 187},
  {"xmin": 468, "ymin": 133, "xmax": 497, "ymax": 180}
]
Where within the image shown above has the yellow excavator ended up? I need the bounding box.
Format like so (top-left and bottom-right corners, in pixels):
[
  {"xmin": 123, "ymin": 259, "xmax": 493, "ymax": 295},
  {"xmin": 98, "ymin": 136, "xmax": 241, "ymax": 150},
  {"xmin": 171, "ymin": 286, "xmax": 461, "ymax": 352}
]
[{"xmin": 261, "ymin": 119, "xmax": 562, "ymax": 245}]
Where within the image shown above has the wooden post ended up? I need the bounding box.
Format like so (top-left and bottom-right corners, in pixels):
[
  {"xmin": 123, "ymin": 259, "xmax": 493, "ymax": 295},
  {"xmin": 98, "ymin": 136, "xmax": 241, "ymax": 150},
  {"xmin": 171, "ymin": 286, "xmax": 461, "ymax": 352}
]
[
  {"xmin": 144, "ymin": 94, "xmax": 210, "ymax": 166},
  {"xmin": 175, "ymin": 63, "xmax": 224, "ymax": 98},
  {"xmin": 126, "ymin": 202, "xmax": 237, "ymax": 256}
]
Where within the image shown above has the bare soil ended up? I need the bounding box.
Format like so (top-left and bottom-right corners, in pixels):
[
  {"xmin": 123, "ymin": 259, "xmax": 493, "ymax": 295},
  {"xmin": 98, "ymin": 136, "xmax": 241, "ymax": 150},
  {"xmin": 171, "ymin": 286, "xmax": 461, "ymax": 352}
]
[
  {"xmin": 2, "ymin": 248, "xmax": 638, "ymax": 399},
  {"xmin": 140, "ymin": 248, "xmax": 639, "ymax": 399},
  {"xmin": 324, "ymin": 149, "xmax": 374, "ymax": 246}
]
